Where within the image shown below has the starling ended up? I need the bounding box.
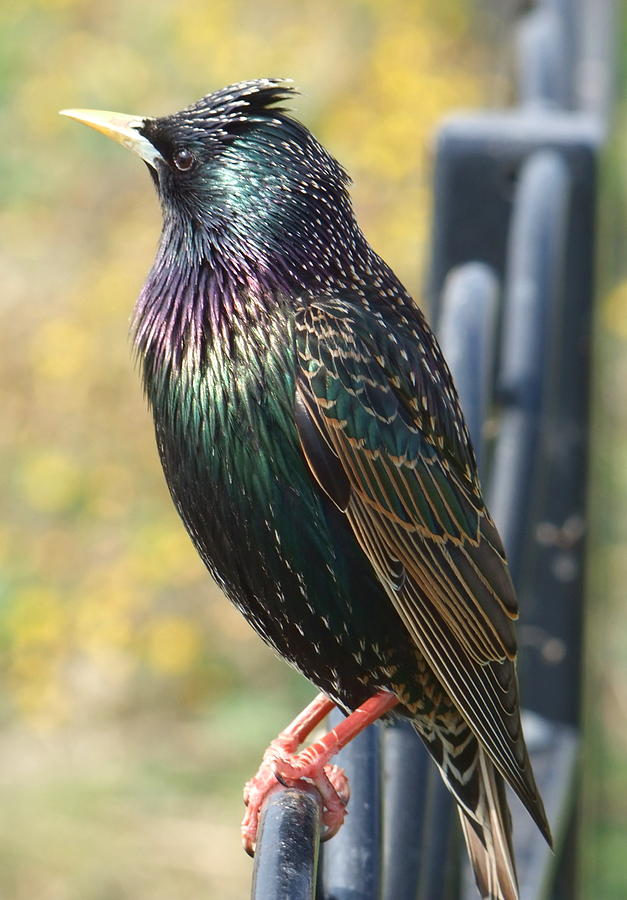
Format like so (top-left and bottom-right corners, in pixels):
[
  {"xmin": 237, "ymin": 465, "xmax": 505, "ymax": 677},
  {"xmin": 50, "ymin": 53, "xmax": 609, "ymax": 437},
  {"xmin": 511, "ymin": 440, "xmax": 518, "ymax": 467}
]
[{"xmin": 62, "ymin": 79, "xmax": 551, "ymax": 900}]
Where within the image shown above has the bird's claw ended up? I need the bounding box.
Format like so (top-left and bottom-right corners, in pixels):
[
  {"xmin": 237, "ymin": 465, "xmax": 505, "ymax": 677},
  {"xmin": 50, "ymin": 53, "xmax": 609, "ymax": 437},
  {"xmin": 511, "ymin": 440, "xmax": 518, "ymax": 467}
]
[{"xmin": 241, "ymin": 751, "xmax": 350, "ymax": 855}]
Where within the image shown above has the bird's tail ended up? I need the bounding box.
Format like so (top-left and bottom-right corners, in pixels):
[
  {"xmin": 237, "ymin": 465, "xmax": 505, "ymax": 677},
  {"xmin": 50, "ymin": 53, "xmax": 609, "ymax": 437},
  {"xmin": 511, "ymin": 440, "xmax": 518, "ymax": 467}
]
[
  {"xmin": 415, "ymin": 719, "xmax": 519, "ymax": 900},
  {"xmin": 457, "ymin": 748, "xmax": 518, "ymax": 900}
]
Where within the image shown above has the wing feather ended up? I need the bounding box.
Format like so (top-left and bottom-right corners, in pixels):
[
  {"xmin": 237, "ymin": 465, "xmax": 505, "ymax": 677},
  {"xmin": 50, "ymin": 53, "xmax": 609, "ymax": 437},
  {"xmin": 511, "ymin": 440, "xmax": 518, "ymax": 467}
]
[{"xmin": 294, "ymin": 298, "xmax": 550, "ymax": 837}]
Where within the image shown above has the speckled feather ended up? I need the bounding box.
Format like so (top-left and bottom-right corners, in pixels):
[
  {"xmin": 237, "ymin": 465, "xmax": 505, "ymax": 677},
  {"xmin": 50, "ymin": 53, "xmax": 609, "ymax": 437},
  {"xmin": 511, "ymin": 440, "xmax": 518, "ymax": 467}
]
[{"xmin": 128, "ymin": 80, "xmax": 550, "ymax": 899}]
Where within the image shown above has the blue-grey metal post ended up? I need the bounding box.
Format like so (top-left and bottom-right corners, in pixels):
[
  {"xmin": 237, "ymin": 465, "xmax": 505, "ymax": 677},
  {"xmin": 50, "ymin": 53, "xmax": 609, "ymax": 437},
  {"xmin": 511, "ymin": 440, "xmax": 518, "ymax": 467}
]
[
  {"xmin": 318, "ymin": 709, "xmax": 383, "ymax": 900},
  {"xmin": 487, "ymin": 150, "xmax": 570, "ymax": 584},
  {"xmin": 252, "ymin": 784, "xmax": 322, "ymax": 900}
]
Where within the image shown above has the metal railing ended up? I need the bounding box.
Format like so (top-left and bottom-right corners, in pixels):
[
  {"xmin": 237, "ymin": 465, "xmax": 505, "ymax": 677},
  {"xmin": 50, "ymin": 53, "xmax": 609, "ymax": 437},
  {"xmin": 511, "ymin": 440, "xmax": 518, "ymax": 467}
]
[{"xmin": 251, "ymin": 0, "xmax": 614, "ymax": 896}]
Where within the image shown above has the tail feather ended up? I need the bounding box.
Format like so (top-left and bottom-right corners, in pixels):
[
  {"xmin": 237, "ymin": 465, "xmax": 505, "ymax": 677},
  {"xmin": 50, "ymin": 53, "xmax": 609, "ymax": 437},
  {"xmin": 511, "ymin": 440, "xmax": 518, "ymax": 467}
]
[
  {"xmin": 415, "ymin": 718, "xmax": 524, "ymax": 900},
  {"xmin": 458, "ymin": 749, "xmax": 518, "ymax": 900}
]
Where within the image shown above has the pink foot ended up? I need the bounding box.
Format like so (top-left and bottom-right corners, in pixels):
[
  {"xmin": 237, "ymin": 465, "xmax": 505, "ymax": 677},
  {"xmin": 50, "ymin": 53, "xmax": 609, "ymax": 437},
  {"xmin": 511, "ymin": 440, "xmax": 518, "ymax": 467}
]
[
  {"xmin": 240, "ymin": 691, "xmax": 397, "ymax": 856},
  {"xmin": 241, "ymin": 740, "xmax": 350, "ymax": 855}
]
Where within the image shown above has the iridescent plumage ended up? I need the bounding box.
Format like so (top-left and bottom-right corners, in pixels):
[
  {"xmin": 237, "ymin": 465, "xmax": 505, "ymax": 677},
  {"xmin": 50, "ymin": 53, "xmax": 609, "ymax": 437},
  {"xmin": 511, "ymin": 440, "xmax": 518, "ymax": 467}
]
[{"xmin": 64, "ymin": 80, "xmax": 551, "ymax": 900}]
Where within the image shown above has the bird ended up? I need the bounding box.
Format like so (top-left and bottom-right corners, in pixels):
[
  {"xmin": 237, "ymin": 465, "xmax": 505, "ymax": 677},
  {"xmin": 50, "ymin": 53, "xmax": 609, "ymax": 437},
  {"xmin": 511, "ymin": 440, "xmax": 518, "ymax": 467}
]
[{"xmin": 61, "ymin": 79, "xmax": 551, "ymax": 900}]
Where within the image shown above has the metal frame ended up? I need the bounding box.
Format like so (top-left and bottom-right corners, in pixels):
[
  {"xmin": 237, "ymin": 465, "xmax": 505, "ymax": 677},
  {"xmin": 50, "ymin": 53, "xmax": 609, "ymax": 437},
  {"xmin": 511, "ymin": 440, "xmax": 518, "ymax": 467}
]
[{"xmin": 251, "ymin": 1, "xmax": 613, "ymax": 896}]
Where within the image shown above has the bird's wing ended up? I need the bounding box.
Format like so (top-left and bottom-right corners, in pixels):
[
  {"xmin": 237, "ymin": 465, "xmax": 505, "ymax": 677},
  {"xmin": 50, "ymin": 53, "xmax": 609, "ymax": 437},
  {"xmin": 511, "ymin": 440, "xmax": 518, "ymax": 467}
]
[{"xmin": 294, "ymin": 296, "xmax": 543, "ymax": 822}]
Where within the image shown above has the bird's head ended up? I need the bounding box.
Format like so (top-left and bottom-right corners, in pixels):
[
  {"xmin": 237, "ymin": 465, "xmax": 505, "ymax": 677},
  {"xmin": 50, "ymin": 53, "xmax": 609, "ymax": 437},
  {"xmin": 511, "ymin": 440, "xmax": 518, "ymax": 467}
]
[{"xmin": 61, "ymin": 79, "xmax": 357, "ymax": 283}]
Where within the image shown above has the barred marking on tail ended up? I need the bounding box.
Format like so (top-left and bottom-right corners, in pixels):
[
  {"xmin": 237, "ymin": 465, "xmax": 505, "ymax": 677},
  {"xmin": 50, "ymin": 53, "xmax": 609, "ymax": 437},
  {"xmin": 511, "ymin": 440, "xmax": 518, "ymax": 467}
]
[
  {"xmin": 458, "ymin": 749, "xmax": 518, "ymax": 900},
  {"xmin": 415, "ymin": 718, "xmax": 519, "ymax": 900}
]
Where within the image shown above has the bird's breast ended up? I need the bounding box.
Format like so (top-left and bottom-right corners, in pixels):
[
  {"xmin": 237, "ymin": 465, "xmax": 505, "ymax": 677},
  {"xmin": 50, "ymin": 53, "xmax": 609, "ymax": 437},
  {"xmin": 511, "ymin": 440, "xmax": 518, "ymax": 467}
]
[
  {"xmin": 146, "ymin": 302, "xmax": 300, "ymax": 498},
  {"xmin": 139, "ymin": 299, "xmax": 431, "ymax": 712}
]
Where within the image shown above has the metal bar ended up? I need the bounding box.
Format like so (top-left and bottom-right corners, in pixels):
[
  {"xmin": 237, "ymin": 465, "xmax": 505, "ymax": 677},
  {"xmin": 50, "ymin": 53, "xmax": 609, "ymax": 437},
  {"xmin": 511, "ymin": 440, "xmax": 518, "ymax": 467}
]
[
  {"xmin": 252, "ymin": 783, "xmax": 322, "ymax": 900},
  {"xmin": 487, "ymin": 150, "xmax": 570, "ymax": 584},
  {"xmin": 417, "ymin": 773, "xmax": 458, "ymax": 900},
  {"xmin": 318, "ymin": 711, "xmax": 383, "ymax": 900},
  {"xmin": 450, "ymin": 159, "xmax": 579, "ymax": 897},
  {"xmin": 515, "ymin": 713, "xmax": 578, "ymax": 900},
  {"xmin": 437, "ymin": 261, "xmax": 499, "ymax": 469},
  {"xmin": 426, "ymin": 96, "xmax": 597, "ymax": 900},
  {"xmin": 574, "ymin": 0, "xmax": 615, "ymax": 119},
  {"xmin": 516, "ymin": 2, "xmax": 572, "ymax": 110},
  {"xmin": 427, "ymin": 110, "xmax": 600, "ymax": 324},
  {"xmin": 381, "ymin": 720, "xmax": 432, "ymax": 900},
  {"xmin": 426, "ymin": 108, "xmax": 599, "ymax": 730}
]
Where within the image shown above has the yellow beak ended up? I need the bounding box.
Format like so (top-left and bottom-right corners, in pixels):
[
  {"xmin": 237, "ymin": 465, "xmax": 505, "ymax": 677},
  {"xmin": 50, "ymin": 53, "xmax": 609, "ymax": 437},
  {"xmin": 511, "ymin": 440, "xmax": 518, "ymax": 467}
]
[{"xmin": 59, "ymin": 108, "xmax": 163, "ymax": 168}]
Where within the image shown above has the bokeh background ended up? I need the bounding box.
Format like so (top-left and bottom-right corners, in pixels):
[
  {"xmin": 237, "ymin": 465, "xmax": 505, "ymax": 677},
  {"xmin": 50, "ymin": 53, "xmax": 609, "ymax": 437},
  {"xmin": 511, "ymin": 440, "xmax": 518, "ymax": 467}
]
[{"xmin": 0, "ymin": 1, "xmax": 624, "ymax": 897}]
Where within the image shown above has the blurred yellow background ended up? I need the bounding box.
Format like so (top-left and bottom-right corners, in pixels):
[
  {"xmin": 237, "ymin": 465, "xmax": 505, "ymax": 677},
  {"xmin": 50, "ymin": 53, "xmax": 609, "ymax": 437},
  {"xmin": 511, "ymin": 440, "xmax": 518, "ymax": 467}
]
[{"xmin": 0, "ymin": 0, "xmax": 625, "ymax": 897}]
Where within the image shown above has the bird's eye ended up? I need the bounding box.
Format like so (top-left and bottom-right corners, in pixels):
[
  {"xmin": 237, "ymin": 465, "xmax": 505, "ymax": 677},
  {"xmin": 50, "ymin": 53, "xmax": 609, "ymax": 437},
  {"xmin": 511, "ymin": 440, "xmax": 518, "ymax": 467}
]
[{"xmin": 173, "ymin": 148, "xmax": 195, "ymax": 171}]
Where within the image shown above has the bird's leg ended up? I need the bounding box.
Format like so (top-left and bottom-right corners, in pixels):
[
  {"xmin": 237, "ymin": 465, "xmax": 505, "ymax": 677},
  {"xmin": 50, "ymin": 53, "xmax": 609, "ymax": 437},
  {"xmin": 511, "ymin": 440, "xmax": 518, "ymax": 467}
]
[
  {"xmin": 241, "ymin": 690, "xmax": 398, "ymax": 854},
  {"xmin": 274, "ymin": 689, "xmax": 399, "ymax": 784},
  {"xmin": 242, "ymin": 692, "xmax": 336, "ymax": 854}
]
